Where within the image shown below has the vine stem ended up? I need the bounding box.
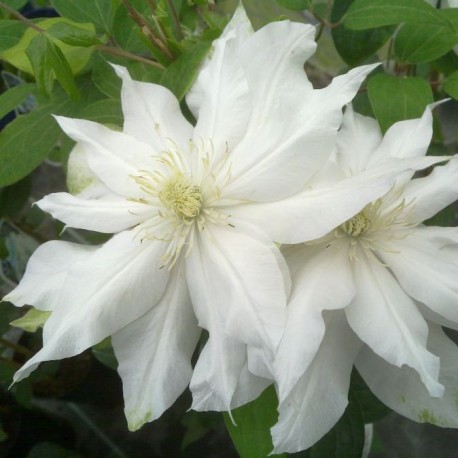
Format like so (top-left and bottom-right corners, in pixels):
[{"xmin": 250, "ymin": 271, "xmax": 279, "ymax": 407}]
[
  {"xmin": 0, "ymin": 1, "xmax": 44, "ymax": 32},
  {"xmin": 96, "ymin": 44, "xmax": 165, "ymax": 69},
  {"xmin": 0, "ymin": 1, "xmax": 165, "ymax": 69}
]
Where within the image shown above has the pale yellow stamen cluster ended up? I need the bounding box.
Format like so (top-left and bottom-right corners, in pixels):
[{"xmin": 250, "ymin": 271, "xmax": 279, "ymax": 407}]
[
  {"xmin": 336, "ymin": 192, "xmax": 416, "ymax": 261},
  {"xmin": 158, "ymin": 174, "xmax": 202, "ymax": 221}
]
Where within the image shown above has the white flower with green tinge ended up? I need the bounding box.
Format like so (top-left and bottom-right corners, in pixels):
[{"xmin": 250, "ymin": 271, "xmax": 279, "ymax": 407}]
[
  {"xmin": 271, "ymin": 104, "xmax": 458, "ymax": 454},
  {"xmin": 3, "ymin": 6, "xmax": 415, "ymax": 430}
]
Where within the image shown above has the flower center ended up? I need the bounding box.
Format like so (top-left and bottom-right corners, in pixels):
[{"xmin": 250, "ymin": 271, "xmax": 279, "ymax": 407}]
[
  {"xmin": 158, "ymin": 173, "xmax": 202, "ymax": 220},
  {"xmin": 340, "ymin": 208, "xmax": 372, "ymax": 237}
]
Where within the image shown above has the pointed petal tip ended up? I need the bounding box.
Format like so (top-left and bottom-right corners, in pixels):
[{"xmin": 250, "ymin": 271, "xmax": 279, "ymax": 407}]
[{"xmin": 110, "ymin": 63, "xmax": 130, "ymax": 80}]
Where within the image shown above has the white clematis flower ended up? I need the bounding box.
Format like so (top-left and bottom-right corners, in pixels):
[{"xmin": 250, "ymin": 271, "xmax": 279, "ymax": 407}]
[
  {"xmin": 272, "ymin": 104, "xmax": 458, "ymax": 454},
  {"xmin": 3, "ymin": 6, "xmax": 405, "ymax": 429}
]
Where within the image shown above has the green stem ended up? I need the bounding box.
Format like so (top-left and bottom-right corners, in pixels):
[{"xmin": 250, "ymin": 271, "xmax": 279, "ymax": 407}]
[
  {"xmin": 166, "ymin": 0, "xmax": 184, "ymax": 41},
  {"xmin": 96, "ymin": 45, "xmax": 165, "ymax": 69},
  {"xmin": 0, "ymin": 1, "xmax": 44, "ymax": 33}
]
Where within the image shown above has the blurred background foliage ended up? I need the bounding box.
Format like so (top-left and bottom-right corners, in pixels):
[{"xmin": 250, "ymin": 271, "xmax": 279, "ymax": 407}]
[{"xmin": 0, "ymin": 0, "xmax": 457, "ymax": 456}]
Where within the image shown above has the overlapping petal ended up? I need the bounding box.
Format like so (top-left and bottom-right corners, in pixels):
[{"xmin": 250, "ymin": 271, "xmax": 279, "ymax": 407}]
[
  {"xmin": 113, "ymin": 65, "xmax": 193, "ymax": 152},
  {"xmin": 54, "ymin": 116, "xmax": 158, "ymax": 199},
  {"xmin": 14, "ymin": 231, "xmax": 169, "ymax": 382},
  {"xmin": 345, "ymin": 249, "xmax": 442, "ymax": 397},
  {"xmin": 272, "ymin": 312, "xmax": 361, "ymax": 454},
  {"xmin": 4, "ymin": 240, "xmax": 96, "ymax": 311},
  {"xmin": 275, "ymin": 239, "xmax": 355, "ymax": 402},
  {"xmin": 381, "ymin": 229, "xmax": 458, "ymax": 327},
  {"xmin": 356, "ymin": 324, "xmax": 458, "ymax": 428},
  {"xmin": 399, "ymin": 157, "xmax": 458, "ymax": 223},
  {"xmin": 185, "ymin": 221, "xmax": 287, "ymax": 353},
  {"xmin": 189, "ymin": 6, "xmax": 252, "ymax": 163},
  {"xmin": 37, "ymin": 192, "xmax": 155, "ymax": 233},
  {"xmin": 112, "ymin": 263, "xmax": 200, "ymax": 430}
]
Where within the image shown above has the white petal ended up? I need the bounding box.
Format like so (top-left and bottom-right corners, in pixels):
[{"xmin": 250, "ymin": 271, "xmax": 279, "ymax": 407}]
[
  {"xmin": 3, "ymin": 241, "xmax": 96, "ymax": 311},
  {"xmin": 399, "ymin": 157, "xmax": 458, "ymax": 224},
  {"xmin": 112, "ymin": 264, "xmax": 200, "ymax": 430},
  {"xmin": 381, "ymin": 228, "xmax": 458, "ymax": 327},
  {"xmin": 37, "ymin": 192, "xmax": 155, "ymax": 233},
  {"xmin": 185, "ymin": 221, "xmax": 287, "ymax": 354},
  {"xmin": 230, "ymin": 361, "xmax": 271, "ymax": 410},
  {"xmin": 13, "ymin": 231, "xmax": 169, "ymax": 382},
  {"xmin": 112, "ymin": 65, "xmax": 193, "ymax": 151},
  {"xmin": 336, "ymin": 104, "xmax": 382, "ymax": 175},
  {"xmin": 222, "ymin": 21, "xmax": 321, "ymax": 201},
  {"xmin": 275, "ymin": 240, "xmax": 355, "ymax": 403},
  {"xmin": 226, "ymin": 154, "xmax": 452, "ymax": 244},
  {"xmin": 369, "ymin": 105, "xmax": 436, "ymax": 188},
  {"xmin": 189, "ymin": 6, "xmax": 252, "ymax": 163},
  {"xmin": 272, "ymin": 312, "xmax": 361, "ymax": 454},
  {"xmin": 346, "ymin": 249, "xmax": 443, "ymax": 397},
  {"xmin": 54, "ymin": 116, "xmax": 157, "ymax": 198},
  {"xmin": 356, "ymin": 324, "xmax": 458, "ymax": 427},
  {"xmin": 226, "ymin": 162, "xmax": 397, "ymax": 244},
  {"xmin": 190, "ymin": 333, "xmax": 246, "ymax": 412}
]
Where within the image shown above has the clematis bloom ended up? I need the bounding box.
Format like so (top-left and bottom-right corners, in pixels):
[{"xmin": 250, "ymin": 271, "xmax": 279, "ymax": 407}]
[
  {"xmin": 272, "ymin": 105, "xmax": 458, "ymax": 453},
  {"xmin": 3, "ymin": 6, "xmax": 416, "ymax": 430}
]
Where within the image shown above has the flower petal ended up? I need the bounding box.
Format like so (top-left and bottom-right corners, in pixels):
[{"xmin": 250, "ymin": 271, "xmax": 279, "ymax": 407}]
[
  {"xmin": 272, "ymin": 312, "xmax": 361, "ymax": 454},
  {"xmin": 356, "ymin": 324, "xmax": 458, "ymax": 428},
  {"xmin": 189, "ymin": 7, "xmax": 252, "ymax": 163},
  {"xmin": 336, "ymin": 104, "xmax": 382, "ymax": 175},
  {"xmin": 185, "ymin": 221, "xmax": 287, "ymax": 354},
  {"xmin": 112, "ymin": 264, "xmax": 200, "ymax": 430},
  {"xmin": 112, "ymin": 65, "xmax": 193, "ymax": 151},
  {"xmin": 13, "ymin": 231, "xmax": 169, "ymax": 382},
  {"xmin": 37, "ymin": 192, "xmax": 155, "ymax": 233},
  {"xmin": 399, "ymin": 157, "xmax": 458, "ymax": 224},
  {"xmin": 54, "ymin": 116, "xmax": 157, "ymax": 198},
  {"xmin": 275, "ymin": 240, "xmax": 355, "ymax": 403},
  {"xmin": 3, "ymin": 241, "xmax": 96, "ymax": 311},
  {"xmin": 190, "ymin": 334, "xmax": 246, "ymax": 412},
  {"xmin": 346, "ymin": 249, "xmax": 442, "ymax": 397},
  {"xmin": 226, "ymin": 154, "xmax": 452, "ymax": 245},
  {"xmin": 381, "ymin": 228, "xmax": 458, "ymax": 328}
]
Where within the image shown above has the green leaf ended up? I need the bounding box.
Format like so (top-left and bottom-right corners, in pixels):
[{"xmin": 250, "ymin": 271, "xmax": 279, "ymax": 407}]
[
  {"xmin": 0, "ymin": 106, "xmax": 62, "ymax": 186},
  {"xmin": 26, "ymin": 33, "xmax": 79, "ymax": 100},
  {"xmin": 331, "ymin": 0, "xmax": 394, "ymax": 66},
  {"xmin": 0, "ymin": 302, "xmax": 19, "ymax": 336},
  {"xmin": 1, "ymin": 0, "xmax": 28, "ymax": 10},
  {"xmin": 224, "ymin": 385, "xmax": 285, "ymax": 458},
  {"xmin": 344, "ymin": 0, "xmax": 453, "ymax": 30},
  {"xmin": 349, "ymin": 369, "xmax": 391, "ymax": 423},
  {"xmin": 79, "ymin": 98, "xmax": 122, "ymax": 125},
  {"xmin": 25, "ymin": 34, "xmax": 55, "ymax": 97},
  {"xmin": 51, "ymin": 0, "xmax": 119, "ymax": 34},
  {"xmin": 443, "ymin": 70, "xmax": 458, "ymax": 99},
  {"xmin": 274, "ymin": 0, "xmax": 311, "ymax": 10},
  {"xmin": 92, "ymin": 338, "xmax": 117, "ymax": 370},
  {"xmin": 10, "ymin": 308, "xmax": 51, "ymax": 332},
  {"xmin": 47, "ymin": 22, "xmax": 101, "ymax": 47},
  {"xmin": 1, "ymin": 18, "xmax": 95, "ymax": 75},
  {"xmin": 160, "ymin": 40, "xmax": 212, "ymax": 100},
  {"xmin": 91, "ymin": 53, "xmax": 121, "ymax": 98},
  {"xmin": 394, "ymin": 22, "xmax": 458, "ymax": 63},
  {"xmin": 310, "ymin": 393, "xmax": 365, "ymax": 458},
  {"xmin": 367, "ymin": 74, "xmax": 434, "ymax": 133},
  {"xmin": 26, "ymin": 442, "xmax": 82, "ymax": 458},
  {"xmin": 0, "ymin": 175, "xmax": 32, "ymax": 217},
  {"xmin": 0, "ymin": 83, "xmax": 37, "ymax": 120},
  {"xmin": 0, "ymin": 19, "xmax": 26, "ymax": 52}
]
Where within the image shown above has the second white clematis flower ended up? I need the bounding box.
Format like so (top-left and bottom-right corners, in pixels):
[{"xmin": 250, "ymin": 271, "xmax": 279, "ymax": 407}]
[
  {"xmin": 3, "ymin": 7, "xmax": 404, "ymax": 429},
  {"xmin": 272, "ymin": 104, "xmax": 458, "ymax": 453}
]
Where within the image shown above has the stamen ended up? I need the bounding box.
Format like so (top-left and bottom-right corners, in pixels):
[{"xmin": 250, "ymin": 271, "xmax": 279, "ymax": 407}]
[{"xmin": 159, "ymin": 173, "xmax": 202, "ymax": 220}]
